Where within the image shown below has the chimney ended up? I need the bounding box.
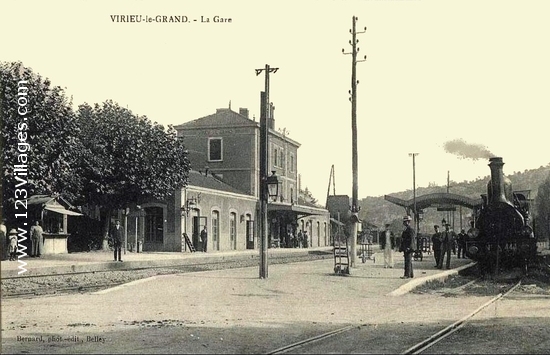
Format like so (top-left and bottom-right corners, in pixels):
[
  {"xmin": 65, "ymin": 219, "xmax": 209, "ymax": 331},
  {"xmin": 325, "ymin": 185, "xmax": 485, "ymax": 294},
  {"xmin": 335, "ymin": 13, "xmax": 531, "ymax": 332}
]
[
  {"xmin": 269, "ymin": 103, "xmax": 275, "ymax": 129},
  {"xmin": 239, "ymin": 107, "xmax": 249, "ymax": 118},
  {"xmin": 487, "ymin": 157, "xmax": 512, "ymax": 204}
]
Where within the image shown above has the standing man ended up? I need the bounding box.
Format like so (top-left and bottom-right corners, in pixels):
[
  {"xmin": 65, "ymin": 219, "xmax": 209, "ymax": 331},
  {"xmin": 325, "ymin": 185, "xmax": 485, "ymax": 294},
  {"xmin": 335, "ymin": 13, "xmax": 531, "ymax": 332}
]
[
  {"xmin": 1, "ymin": 219, "xmax": 7, "ymax": 261},
  {"xmin": 30, "ymin": 220, "xmax": 44, "ymax": 258},
  {"xmin": 399, "ymin": 215, "xmax": 416, "ymax": 279},
  {"xmin": 379, "ymin": 223, "xmax": 395, "ymax": 268},
  {"xmin": 457, "ymin": 229, "xmax": 467, "ymax": 259},
  {"xmin": 431, "ymin": 225, "xmax": 442, "ymax": 268},
  {"xmin": 200, "ymin": 225, "xmax": 208, "ymax": 252},
  {"xmin": 110, "ymin": 220, "xmax": 123, "ymax": 262},
  {"xmin": 438, "ymin": 223, "xmax": 456, "ymax": 269}
]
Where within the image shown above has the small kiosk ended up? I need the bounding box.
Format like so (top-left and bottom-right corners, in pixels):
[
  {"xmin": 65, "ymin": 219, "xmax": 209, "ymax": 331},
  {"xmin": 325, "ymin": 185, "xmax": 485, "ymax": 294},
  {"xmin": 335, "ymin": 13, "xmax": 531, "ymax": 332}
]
[{"xmin": 27, "ymin": 195, "xmax": 83, "ymax": 254}]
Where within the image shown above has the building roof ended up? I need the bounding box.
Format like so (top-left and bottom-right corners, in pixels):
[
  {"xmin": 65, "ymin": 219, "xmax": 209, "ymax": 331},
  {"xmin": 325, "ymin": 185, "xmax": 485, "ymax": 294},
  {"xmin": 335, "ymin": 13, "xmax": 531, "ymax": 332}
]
[
  {"xmin": 187, "ymin": 170, "xmax": 248, "ymax": 195},
  {"xmin": 26, "ymin": 195, "xmax": 83, "ymax": 216},
  {"xmin": 174, "ymin": 108, "xmax": 258, "ymax": 130}
]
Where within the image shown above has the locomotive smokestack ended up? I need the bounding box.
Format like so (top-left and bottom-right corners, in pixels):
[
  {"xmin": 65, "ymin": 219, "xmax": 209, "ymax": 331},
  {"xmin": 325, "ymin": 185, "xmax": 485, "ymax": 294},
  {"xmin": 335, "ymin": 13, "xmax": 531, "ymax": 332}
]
[{"xmin": 488, "ymin": 157, "xmax": 512, "ymax": 204}]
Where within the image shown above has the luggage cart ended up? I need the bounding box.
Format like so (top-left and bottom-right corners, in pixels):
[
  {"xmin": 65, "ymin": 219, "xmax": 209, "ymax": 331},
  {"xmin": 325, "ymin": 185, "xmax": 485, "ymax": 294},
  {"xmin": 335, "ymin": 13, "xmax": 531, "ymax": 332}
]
[
  {"xmin": 333, "ymin": 237, "xmax": 350, "ymax": 275},
  {"xmin": 413, "ymin": 236, "xmax": 429, "ymax": 261},
  {"xmin": 360, "ymin": 242, "xmax": 374, "ymax": 263}
]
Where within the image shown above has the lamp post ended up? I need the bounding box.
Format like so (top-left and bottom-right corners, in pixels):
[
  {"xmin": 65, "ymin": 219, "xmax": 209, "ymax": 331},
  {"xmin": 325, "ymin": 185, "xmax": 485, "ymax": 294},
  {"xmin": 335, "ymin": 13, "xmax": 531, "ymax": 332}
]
[
  {"xmin": 123, "ymin": 207, "xmax": 129, "ymax": 255},
  {"xmin": 256, "ymin": 64, "xmax": 278, "ymax": 279},
  {"xmin": 135, "ymin": 205, "xmax": 141, "ymax": 253}
]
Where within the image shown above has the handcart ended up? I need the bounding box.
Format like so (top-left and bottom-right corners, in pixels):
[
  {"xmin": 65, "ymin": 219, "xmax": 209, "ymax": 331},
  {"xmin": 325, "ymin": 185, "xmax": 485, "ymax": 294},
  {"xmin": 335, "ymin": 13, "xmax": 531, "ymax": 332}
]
[
  {"xmin": 360, "ymin": 242, "xmax": 374, "ymax": 263},
  {"xmin": 333, "ymin": 237, "xmax": 350, "ymax": 275},
  {"xmin": 413, "ymin": 236, "xmax": 429, "ymax": 261}
]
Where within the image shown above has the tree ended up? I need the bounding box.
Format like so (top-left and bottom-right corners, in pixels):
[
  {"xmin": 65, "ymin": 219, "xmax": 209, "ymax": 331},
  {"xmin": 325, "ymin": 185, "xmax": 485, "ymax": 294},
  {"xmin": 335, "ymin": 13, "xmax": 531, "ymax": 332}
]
[
  {"xmin": 534, "ymin": 171, "xmax": 550, "ymax": 242},
  {"xmin": 1, "ymin": 61, "xmax": 82, "ymax": 224},
  {"xmin": 299, "ymin": 187, "xmax": 318, "ymax": 205},
  {"xmin": 76, "ymin": 101, "xmax": 191, "ymax": 242}
]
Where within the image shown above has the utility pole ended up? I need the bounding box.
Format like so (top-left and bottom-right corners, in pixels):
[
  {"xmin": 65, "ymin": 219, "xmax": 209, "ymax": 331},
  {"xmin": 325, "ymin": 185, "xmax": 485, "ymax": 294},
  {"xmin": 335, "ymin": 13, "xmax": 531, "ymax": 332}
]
[
  {"xmin": 256, "ymin": 64, "xmax": 278, "ymax": 279},
  {"xmin": 447, "ymin": 170, "xmax": 452, "ymax": 228},
  {"xmin": 343, "ymin": 16, "xmax": 366, "ymax": 267},
  {"xmin": 409, "ymin": 153, "xmax": 419, "ymax": 233}
]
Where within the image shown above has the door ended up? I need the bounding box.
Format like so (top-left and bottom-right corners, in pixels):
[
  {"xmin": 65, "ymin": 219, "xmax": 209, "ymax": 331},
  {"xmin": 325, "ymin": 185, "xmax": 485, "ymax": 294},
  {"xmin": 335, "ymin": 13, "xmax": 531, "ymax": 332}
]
[
  {"xmin": 192, "ymin": 215, "xmax": 207, "ymax": 251},
  {"xmin": 144, "ymin": 207, "xmax": 163, "ymax": 250}
]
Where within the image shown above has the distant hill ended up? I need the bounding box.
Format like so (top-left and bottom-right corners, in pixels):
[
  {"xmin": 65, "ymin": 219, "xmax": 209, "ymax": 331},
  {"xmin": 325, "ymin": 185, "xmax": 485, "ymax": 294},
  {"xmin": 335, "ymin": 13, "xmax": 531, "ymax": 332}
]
[{"xmin": 358, "ymin": 163, "xmax": 550, "ymax": 233}]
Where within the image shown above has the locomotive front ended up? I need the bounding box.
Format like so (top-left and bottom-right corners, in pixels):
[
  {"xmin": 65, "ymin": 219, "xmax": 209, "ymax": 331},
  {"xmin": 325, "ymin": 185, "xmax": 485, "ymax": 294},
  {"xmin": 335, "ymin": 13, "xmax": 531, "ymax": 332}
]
[{"xmin": 465, "ymin": 157, "xmax": 535, "ymax": 271}]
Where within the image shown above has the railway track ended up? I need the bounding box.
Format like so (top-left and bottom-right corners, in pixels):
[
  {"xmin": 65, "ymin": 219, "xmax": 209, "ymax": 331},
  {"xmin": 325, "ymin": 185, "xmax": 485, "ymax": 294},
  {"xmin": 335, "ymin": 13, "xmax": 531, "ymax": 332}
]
[
  {"xmin": 1, "ymin": 252, "xmax": 332, "ymax": 299},
  {"xmin": 266, "ymin": 278, "xmax": 523, "ymax": 354}
]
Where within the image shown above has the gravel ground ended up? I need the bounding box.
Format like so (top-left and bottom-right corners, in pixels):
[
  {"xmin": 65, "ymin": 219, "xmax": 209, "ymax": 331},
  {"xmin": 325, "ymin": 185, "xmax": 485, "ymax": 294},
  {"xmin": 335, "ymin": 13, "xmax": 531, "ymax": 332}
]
[
  {"xmin": 2, "ymin": 257, "xmax": 550, "ymax": 354},
  {"xmin": 413, "ymin": 266, "xmax": 550, "ymax": 297},
  {"xmin": 1, "ymin": 253, "xmax": 332, "ymax": 297}
]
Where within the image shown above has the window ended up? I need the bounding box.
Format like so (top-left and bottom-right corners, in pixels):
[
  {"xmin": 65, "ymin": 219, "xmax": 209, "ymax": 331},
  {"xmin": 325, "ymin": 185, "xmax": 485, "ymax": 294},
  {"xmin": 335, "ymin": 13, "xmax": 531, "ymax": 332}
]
[
  {"xmin": 212, "ymin": 210, "xmax": 219, "ymax": 251},
  {"xmin": 317, "ymin": 221, "xmax": 321, "ymax": 247},
  {"xmin": 273, "ymin": 147, "xmax": 278, "ymax": 167},
  {"xmin": 280, "ymin": 150, "xmax": 284, "ymax": 169},
  {"xmin": 289, "ymin": 153, "xmax": 295, "ymax": 172},
  {"xmin": 230, "ymin": 212, "xmax": 237, "ymax": 250},
  {"xmin": 208, "ymin": 138, "xmax": 223, "ymax": 161},
  {"xmin": 324, "ymin": 222, "xmax": 328, "ymax": 246}
]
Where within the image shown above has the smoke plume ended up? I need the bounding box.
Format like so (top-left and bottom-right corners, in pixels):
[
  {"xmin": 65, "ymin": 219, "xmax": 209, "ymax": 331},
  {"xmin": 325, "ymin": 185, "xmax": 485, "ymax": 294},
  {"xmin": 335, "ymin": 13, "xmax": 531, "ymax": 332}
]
[{"xmin": 443, "ymin": 139, "xmax": 494, "ymax": 160}]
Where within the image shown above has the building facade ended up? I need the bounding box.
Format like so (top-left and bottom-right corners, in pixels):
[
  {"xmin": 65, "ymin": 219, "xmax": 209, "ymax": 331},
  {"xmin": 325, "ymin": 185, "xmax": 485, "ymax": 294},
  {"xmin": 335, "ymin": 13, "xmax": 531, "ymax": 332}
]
[
  {"xmin": 107, "ymin": 106, "xmax": 331, "ymax": 253},
  {"xmin": 172, "ymin": 106, "xmax": 331, "ymax": 252}
]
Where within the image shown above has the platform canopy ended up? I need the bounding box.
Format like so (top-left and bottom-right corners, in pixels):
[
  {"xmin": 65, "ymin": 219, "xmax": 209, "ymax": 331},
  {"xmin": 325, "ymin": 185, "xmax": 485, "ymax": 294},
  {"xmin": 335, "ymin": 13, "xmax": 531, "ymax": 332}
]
[{"xmin": 384, "ymin": 192, "xmax": 483, "ymax": 211}]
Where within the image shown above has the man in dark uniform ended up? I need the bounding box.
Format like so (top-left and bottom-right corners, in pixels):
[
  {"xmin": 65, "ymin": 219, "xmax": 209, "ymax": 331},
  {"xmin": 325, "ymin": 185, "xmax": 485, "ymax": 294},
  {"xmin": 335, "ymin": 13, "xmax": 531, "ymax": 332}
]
[
  {"xmin": 200, "ymin": 226, "xmax": 208, "ymax": 252},
  {"xmin": 110, "ymin": 220, "xmax": 123, "ymax": 262},
  {"xmin": 431, "ymin": 225, "xmax": 442, "ymax": 267},
  {"xmin": 399, "ymin": 215, "xmax": 416, "ymax": 279},
  {"xmin": 438, "ymin": 223, "xmax": 456, "ymax": 269},
  {"xmin": 457, "ymin": 229, "xmax": 467, "ymax": 258}
]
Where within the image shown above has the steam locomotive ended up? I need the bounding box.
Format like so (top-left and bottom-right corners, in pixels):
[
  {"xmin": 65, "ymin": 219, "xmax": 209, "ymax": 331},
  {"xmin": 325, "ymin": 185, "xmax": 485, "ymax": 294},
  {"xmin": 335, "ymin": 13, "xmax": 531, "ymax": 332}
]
[{"xmin": 465, "ymin": 157, "xmax": 537, "ymax": 273}]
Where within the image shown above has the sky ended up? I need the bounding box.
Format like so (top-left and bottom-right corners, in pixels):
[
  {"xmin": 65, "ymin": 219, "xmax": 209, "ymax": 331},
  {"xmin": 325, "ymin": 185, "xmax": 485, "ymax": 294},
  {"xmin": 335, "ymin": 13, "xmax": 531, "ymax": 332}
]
[{"xmin": 3, "ymin": 0, "xmax": 549, "ymax": 202}]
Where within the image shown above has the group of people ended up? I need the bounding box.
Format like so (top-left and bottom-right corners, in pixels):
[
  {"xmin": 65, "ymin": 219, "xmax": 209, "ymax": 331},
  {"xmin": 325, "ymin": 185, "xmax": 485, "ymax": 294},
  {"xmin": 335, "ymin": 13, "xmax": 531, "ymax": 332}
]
[
  {"xmin": 1, "ymin": 219, "xmax": 45, "ymax": 261},
  {"xmin": 276, "ymin": 230, "xmax": 309, "ymax": 249},
  {"xmin": 431, "ymin": 223, "xmax": 467, "ymax": 269},
  {"xmin": 380, "ymin": 215, "xmax": 469, "ymax": 279},
  {"xmin": 379, "ymin": 216, "xmax": 416, "ymax": 278}
]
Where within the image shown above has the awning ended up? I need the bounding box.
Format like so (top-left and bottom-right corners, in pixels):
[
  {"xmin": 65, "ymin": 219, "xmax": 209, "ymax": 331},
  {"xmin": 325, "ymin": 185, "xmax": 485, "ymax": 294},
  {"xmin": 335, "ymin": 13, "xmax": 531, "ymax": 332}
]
[
  {"xmin": 267, "ymin": 203, "xmax": 328, "ymax": 218},
  {"xmin": 44, "ymin": 205, "xmax": 83, "ymax": 216}
]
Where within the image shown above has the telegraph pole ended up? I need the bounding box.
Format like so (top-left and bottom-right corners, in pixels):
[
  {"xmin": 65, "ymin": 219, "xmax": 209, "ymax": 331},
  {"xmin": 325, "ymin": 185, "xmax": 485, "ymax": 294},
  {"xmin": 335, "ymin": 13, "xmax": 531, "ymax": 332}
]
[
  {"xmin": 409, "ymin": 153, "xmax": 419, "ymax": 233},
  {"xmin": 343, "ymin": 16, "xmax": 366, "ymax": 267},
  {"xmin": 256, "ymin": 64, "xmax": 278, "ymax": 279}
]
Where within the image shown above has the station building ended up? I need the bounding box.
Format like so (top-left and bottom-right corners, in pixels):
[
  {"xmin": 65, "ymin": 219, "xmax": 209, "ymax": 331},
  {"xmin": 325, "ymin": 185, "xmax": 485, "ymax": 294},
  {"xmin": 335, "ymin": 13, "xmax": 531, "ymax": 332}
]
[{"xmin": 117, "ymin": 106, "xmax": 331, "ymax": 253}]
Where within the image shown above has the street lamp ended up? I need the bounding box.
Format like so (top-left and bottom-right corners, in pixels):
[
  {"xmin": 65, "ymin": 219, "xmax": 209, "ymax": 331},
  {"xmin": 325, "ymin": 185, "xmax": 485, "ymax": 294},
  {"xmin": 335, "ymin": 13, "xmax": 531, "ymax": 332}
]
[{"xmin": 267, "ymin": 171, "xmax": 279, "ymax": 202}]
